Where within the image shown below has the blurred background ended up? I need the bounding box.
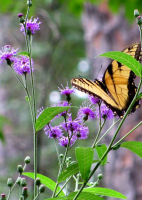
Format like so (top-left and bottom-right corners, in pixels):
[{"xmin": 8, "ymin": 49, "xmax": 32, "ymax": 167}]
[{"xmin": 0, "ymin": 0, "xmax": 142, "ymax": 199}]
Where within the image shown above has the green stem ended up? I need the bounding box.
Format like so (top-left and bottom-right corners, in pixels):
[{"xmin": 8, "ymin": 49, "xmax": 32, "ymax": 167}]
[
  {"xmin": 112, "ymin": 121, "xmax": 142, "ymax": 148},
  {"xmin": 55, "ymin": 177, "xmax": 72, "ymax": 197}
]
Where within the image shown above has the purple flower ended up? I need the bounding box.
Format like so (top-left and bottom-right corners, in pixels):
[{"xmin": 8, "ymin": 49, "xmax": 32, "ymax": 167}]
[
  {"xmin": 18, "ymin": 13, "xmax": 24, "ymax": 18},
  {"xmin": 58, "ymin": 136, "xmax": 76, "ymax": 147},
  {"xmin": 36, "ymin": 107, "xmax": 44, "ymax": 119},
  {"xmin": 0, "ymin": 45, "xmax": 18, "ymax": 64},
  {"xmin": 44, "ymin": 125, "xmax": 63, "ymax": 139},
  {"xmin": 13, "ymin": 56, "xmax": 34, "ymax": 75},
  {"xmin": 58, "ymin": 84, "xmax": 75, "ymax": 96},
  {"xmin": 76, "ymin": 126, "xmax": 89, "ymax": 140},
  {"xmin": 20, "ymin": 17, "xmax": 41, "ymax": 35},
  {"xmin": 78, "ymin": 103, "xmax": 96, "ymax": 121},
  {"xmin": 89, "ymin": 95, "xmax": 99, "ymax": 105},
  {"xmin": 96, "ymin": 104, "xmax": 114, "ymax": 120},
  {"xmin": 51, "ymin": 101, "xmax": 70, "ymax": 120}
]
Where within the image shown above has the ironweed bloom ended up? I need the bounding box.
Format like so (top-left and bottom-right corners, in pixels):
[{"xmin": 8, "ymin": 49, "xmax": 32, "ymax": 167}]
[{"xmin": 0, "ymin": 45, "xmax": 18, "ymax": 65}]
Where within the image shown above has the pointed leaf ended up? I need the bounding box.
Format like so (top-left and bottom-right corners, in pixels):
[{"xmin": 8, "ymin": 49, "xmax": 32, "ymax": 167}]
[
  {"xmin": 84, "ymin": 187, "xmax": 127, "ymax": 199},
  {"xmin": 58, "ymin": 163, "xmax": 79, "ymax": 183},
  {"xmin": 75, "ymin": 147, "xmax": 94, "ymax": 182},
  {"xmin": 17, "ymin": 51, "xmax": 30, "ymax": 57},
  {"xmin": 98, "ymin": 51, "xmax": 142, "ymax": 76},
  {"xmin": 121, "ymin": 141, "xmax": 142, "ymax": 158},
  {"xmin": 45, "ymin": 192, "xmax": 104, "ymax": 200},
  {"xmin": 23, "ymin": 172, "xmax": 64, "ymax": 196},
  {"xmin": 36, "ymin": 106, "xmax": 71, "ymax": 132},
  {"xmin": 95, "ymin": 144, "xmax": 107, "ymax": 165}
]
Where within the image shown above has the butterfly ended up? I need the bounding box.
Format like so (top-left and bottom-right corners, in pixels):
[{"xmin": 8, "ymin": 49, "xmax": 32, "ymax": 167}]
[{"xmin": 71, "ymin": 42, "xmax": 142, "ymax": 118}]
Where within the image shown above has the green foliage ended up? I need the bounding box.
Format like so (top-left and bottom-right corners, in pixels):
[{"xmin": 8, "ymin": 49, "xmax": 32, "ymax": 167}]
[
  {"xmin": 136, "ymin": 92, "xmax": 142, "ymax": 101},
  {"xmin": 35, "ymin": 106, "xmax": 71, "ymax": 132},
  {"xmin": 58, "ymin": 163, "xmax": 79, "ymax": 183},
  {"xmin": 84, "ymin": 187, "xmax": 127, "ymax": 199},
  {"xmin": 18, "ymin": 52, "xmax": 30, "ymax": 57},
  {"xmin": 23, "ymin": 172, "xmax": 64, "ymax": 196},
  {"xmin": 121, "ymin": 141, "xmax": 142, "ymax": 158},
  {"xmin": 0, "ymin": 115, "xmax": 11, "ymax": 144},
  {"xmin": 75, "ymin": 147, "xmax": 94, "ymax": 182},
  {"xmin": 95, "ymin": 144, "xmax": 107, "ymax": 165},
  {"xmin": 98, "ymin": 51, "xmax": 142, "ymax": 76}
]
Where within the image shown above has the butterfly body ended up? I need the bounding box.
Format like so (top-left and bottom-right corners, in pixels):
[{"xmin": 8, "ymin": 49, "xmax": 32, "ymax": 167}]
[{"xmin": 71, "ymin": 42, "xmax": 141, "ymax": 117}]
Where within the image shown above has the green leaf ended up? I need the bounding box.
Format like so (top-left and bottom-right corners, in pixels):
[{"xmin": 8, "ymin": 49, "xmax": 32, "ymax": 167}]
[
  {"xmin": 25, "ymin": 96, "xmax": 31, "ymax": 102},
  {"xmin": 23, "ymin": 172, "xmax": 64, "ymax": 196},
  {"xmin": 92, "ymin": 160, "xmax": 101, "ymax": 163},
  {"xmin": 45, "ymin": 192, "xmax": 104, "ymax": 200},
  {"xmin": 95, "ymin": 144, "xmax": 107, "ymax": 165},
  {"xmin": 121, "ymin": 141, "xmax": 142, "ymax": 158},
  {"xmin": 0, "ymin": 129, "xmax": 5, "ymax": 144},
  {"xmin": 136, "ymin": 92, "xmax": 142, "ymax": 101},
  {"xmin": 17, "ymin": 51, "xmax": 30, "ymax": 57},
  {"xmin": 84, "ymin": 187, "xmax": 127, "ymax": 199},
  {"xmin": 35, "ymin": 106, "xmax": 71, "ymax": 132},
  {"xmin": 58, "ymin": 163, "xmax": 79, "ymax": 183},
  {"xmin": 75, "ymin": 147, "xmax": 94, "ymax": 181},
  {"xmin": 98, "ymin": 51, "xmax": 142, "ymax": 76}
]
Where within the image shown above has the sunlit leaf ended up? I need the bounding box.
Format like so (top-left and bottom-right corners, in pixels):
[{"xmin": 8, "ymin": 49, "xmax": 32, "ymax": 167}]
[
  {"xmin": 121, "ymin": 141, "xmax": 142, "ymax": 158},
  {"xmin": 95, "ymin": 144, "xmax": 107, "ymax": 165},
  {"xmin": 17, "ymin": 51, "xmax": 30, "ymax": 57}
]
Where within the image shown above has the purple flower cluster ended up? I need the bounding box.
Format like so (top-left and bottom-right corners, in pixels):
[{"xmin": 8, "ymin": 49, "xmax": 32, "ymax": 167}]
[
  {"xmin": 20, "ymin": 17, "xmax": 41, "ymax": 35},
  {"xmin": 96, "ymin": 104, "xmax": 114, "ymax": 120},
  {"xmin": 78, "ymin": 103, "xmax": 96, "ymax": 121},
  {"xmin": 0, "ymin": 45, "xmax": 18, "ymax": 64}
]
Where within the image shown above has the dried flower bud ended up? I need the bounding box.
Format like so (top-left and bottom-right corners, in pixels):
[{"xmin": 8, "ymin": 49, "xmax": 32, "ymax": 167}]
[
  {"xmin": 134, "ymin": 9, "xmax": 140, "ymax": 18},
  {"xmin": 17, "ymin": 165, "xmax": 23, "ymax": 175},
  {"xmin": 35, "ymin": 178, "xmax": 41, "ymax": 186},
  {"xmin": 16, "ymin": 177, "xmax": 21, "ymax": 185},
  {"xmin": 22, "ymin": 187, "xmax": 28, "ymax": 199},
  {"xmin": 24, "ymin": 156, "xmax": 31, "ymax": 164},
  {"xmin": 1, "ymin": 194, "xmax": 6, "ymax": 200},
  {"xmin": 97, "ymin": 174, "xmax": 103, "ymax": 180},
  {"xmin": 7, "ymin": 178, "xmax": 13, "ymax": 187},
  {"xmin": 39, "ymin": 185, "xmax": 45, "ymax": 193},
  {"xmin": 21, "ymin": 178, "xmax": 27, "ymax": 187},
  {"xmin": 136, "ymin": 16, "xmax": 142, "ymax": 26}
]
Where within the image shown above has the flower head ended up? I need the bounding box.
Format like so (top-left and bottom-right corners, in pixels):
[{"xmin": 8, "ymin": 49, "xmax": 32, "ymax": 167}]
[
  {"xmin": 96, "ymin": 104, "xmax": 114, "ymax": 120},
  {"xmin": 76, "ymin": 126, "xmax": 89, "ymax": 140},
  {"xmin": 20, "ymin": 17, "xmax": 41, "ymax": 35},
  {"xmin": 58, "ymin": 136, "xmax": 76, "ymax": 147},
  {"xmin": 89, "ymin": 95, "xmax": 99, "ymax": 105},
  {"xmin": 36, "ymin": 107, "xmax": 44, "ymax": 119},
  {"xmin": 13, "ymin": 55, "xmax": 34, "ymax": 75},
  {"xmin": 0, "ymin": 45, "xmax": 18, "ymax": 64},
  {"xmin": 44, "ymin": 125, "xmax": 63, "ymax": 139},
  {"xmin": 78, "ymin": 103, "xmax": 96, "ymax": 121},
  {"xmin": 51, "ymin": 101, "xmax": 70, "ymax": 120},
  {"xmin": 58, "ymin": 84, "xmax": 74, "ymax": 102}
]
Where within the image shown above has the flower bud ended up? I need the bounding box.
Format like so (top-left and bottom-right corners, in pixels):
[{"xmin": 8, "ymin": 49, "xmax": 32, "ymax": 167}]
[
  {"xmin": 97, "ymin": 174, "xmax": 103, "ymax": 180},
  {"xmin": 22, "ymin": 187, "xmax": 28, "ymax": 199},
  {"xmin": 35, "ymin": 178, "xmax": 41, "ymax": 186},
  {"xmin": 94, "ymin": 181, "xmax": 99, "ymax": 186},
  {"xmin": 39, "ymin": 185, "xmax": 45, "ymax": 193},
  {"xmin": 66, "ymin": 94, "xmax": 71, "ymax": 102},
  {"xmin": 17, "ymin": 165, "xmax": 23, "ymax": 175},
  {"xmin": 27, "ymin": 0, "xmax": 32, "ymax": 7},
  {"xmin": 134, "ymin": 9, "xmax": 140, "ymax": 18},
  {"xmin": 112, "ymin": 144, "xmax": 121, "ymax": 150},
  {"xmin": 1, "ymin": 194, "xmax": 6, "ymax": 200},
  {"xmin": 24, "ymin": 156, "xmax": 31, "ymax": 164},
  {"xmin": 83, "ymin": 114, "xmax": 88, "ymax": 122},
  {"xmin": 136, "ymin": 16, "xmax": 142, "ymax": 26},
  {"xmin": 19, "ymin": 196, "xmax": 24, "ymax": 200},
  {"xmin": 18, "ymin": 13, "xmax": 24, "ymax": 18},
  {"xmin": 21, "ymin": 178, "xmax": 27, "ymax": 187},
  {"xmin": 7, "ymin": 178, "xmax": 13, "ymax": 187},
  {"xmin": 59, "ymin": 154, "xmax": 64, "ymax": 159},
  {"xmin": 16, "ymin": 177, "xmax": 21, "ymax": 185}
]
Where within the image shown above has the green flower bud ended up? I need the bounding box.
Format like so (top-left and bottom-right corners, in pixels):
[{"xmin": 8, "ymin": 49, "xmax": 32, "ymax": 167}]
[
  {"xmin": 94, "ymin": 181, "xmax": 99, "ymax": 186},
  {"xmin": 59, "ymin": 154, "xmax": 64, "ymax": 159},
  {"xmin": 7, "ymin": 178, "xmax": 13, "ymax": 187},
  {"xmin": 1, "ymin": 194, "xmax": 6, "ymax": 200},
  {"xmin": 39, "ymin": 185, "xmax": 45, "ymax": 193},
  {"xmin": 24, "ymin": 156, "xmax": 31, "ymax": 164},
  {"xmin": 35, "ymin": 178, "xmax": 41, "ymax": 186},
  {"xmin": 22, "ymin": 187, "xmax": 28, "ymax": 199},
  {"xmin": 97, "ymin": 174, "xmax": 103, "ymax": 180},
  {"xmin": 17, "ymin": 165, "xmax": 23, "ymax": 175},
  {"xmin": 134, "ymin": 9, "xmax": 140, "ymax": 18},
  {"xmin": 21, "ymin": 178, "xmax": 27, "ymax": 187},
  {"xmin": 16, "ymin": 177, "xmax": 21, "ymax": 185},
  {"xmin": 27, "ymin": 0, "xmax": 32, "ymax": 7},
  {"xmin": 19, "ymin": 196, "xmax": 24, "ymax": 200},
  {"xmin": 66, "ymin": 94, "xmax": 71, "ymax": 102},
  {"xmin": 136, "ymin": 16, "xmax": 142, "ymax": 26}
]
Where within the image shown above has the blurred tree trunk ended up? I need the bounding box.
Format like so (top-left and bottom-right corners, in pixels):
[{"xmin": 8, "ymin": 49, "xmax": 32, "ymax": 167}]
[{"xmin": 81, "ymin": 2, "xmax": 142, "ymax": 200}]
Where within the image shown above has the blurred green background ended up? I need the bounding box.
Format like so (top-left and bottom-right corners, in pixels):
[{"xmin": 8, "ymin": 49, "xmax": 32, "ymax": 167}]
[{"xmin": 0, "ymin": 0, "xmax": 142, "ymax": 200}]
